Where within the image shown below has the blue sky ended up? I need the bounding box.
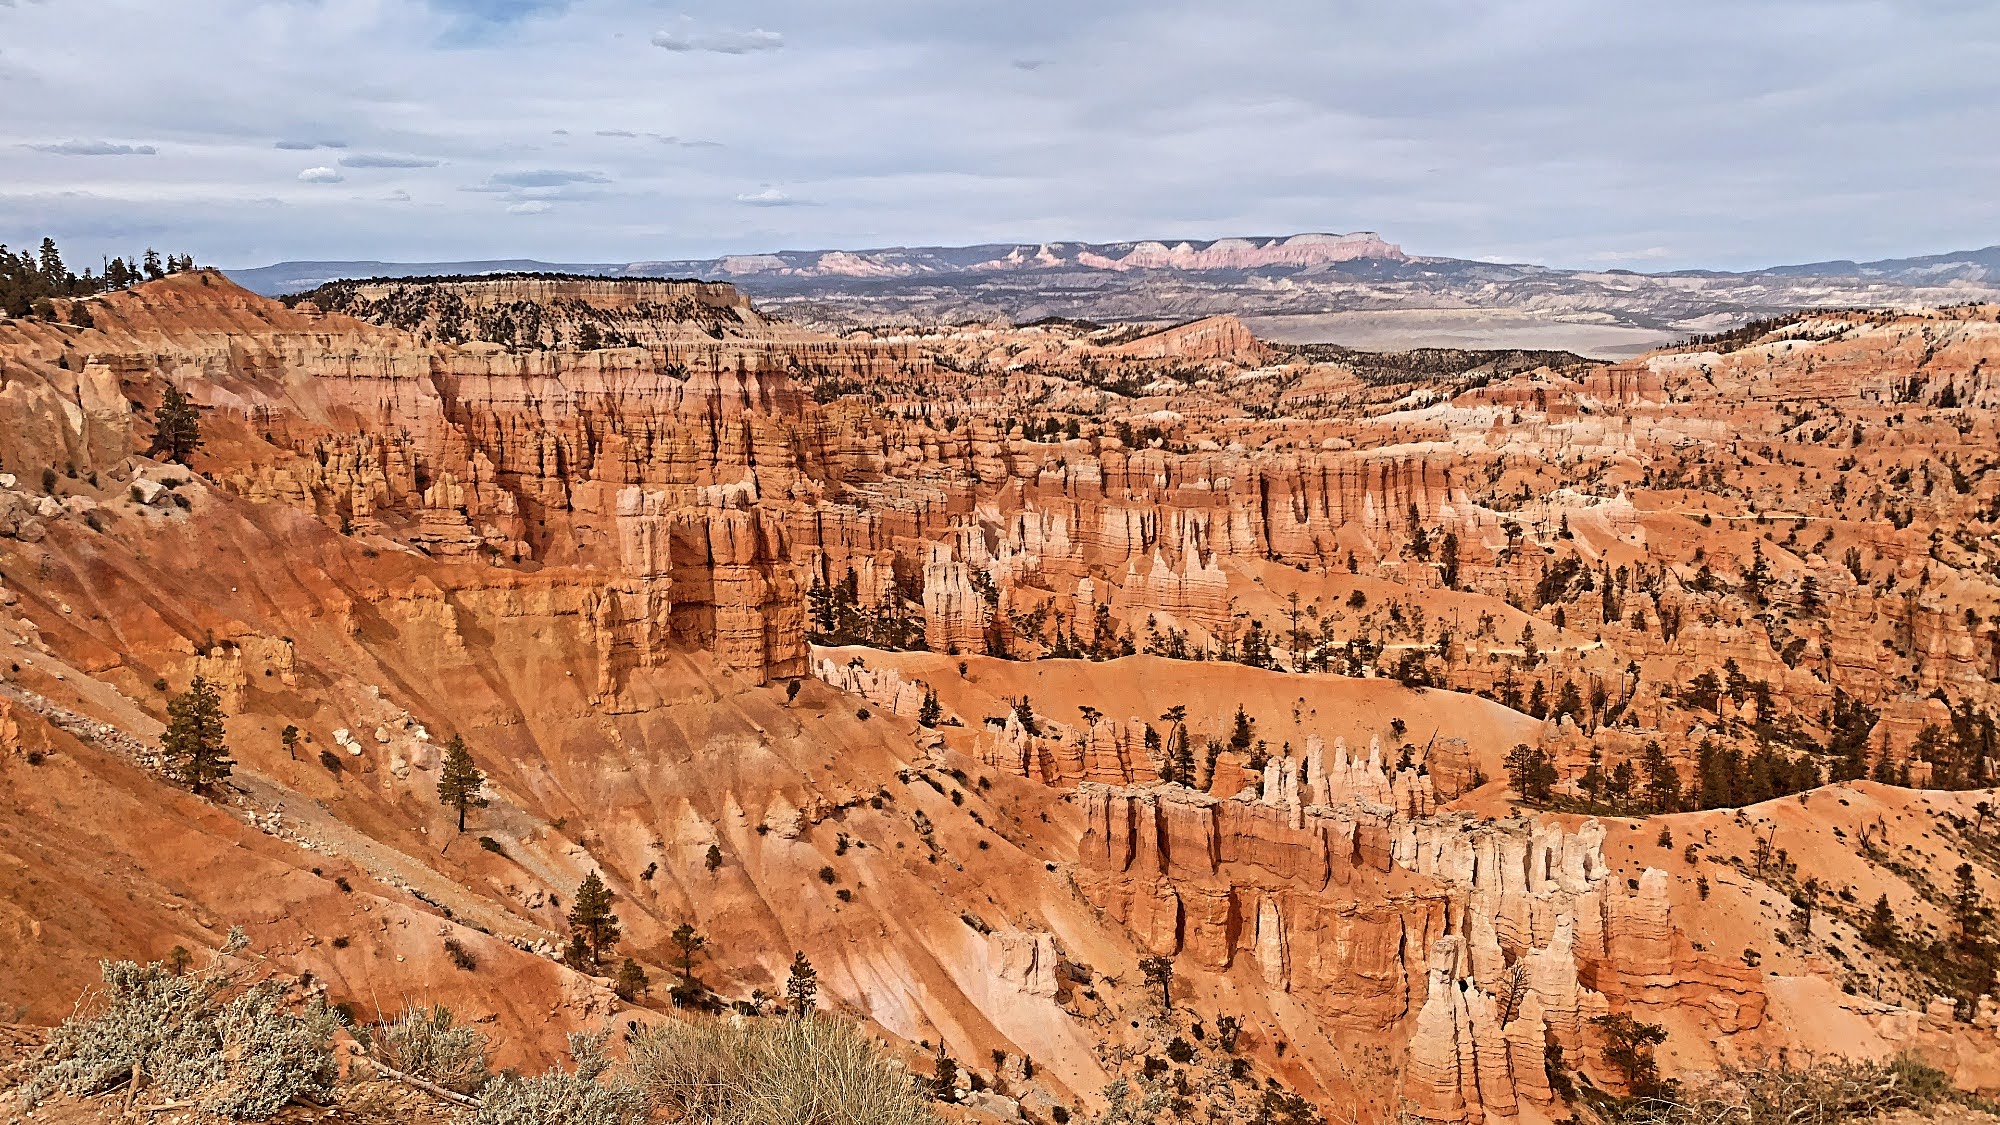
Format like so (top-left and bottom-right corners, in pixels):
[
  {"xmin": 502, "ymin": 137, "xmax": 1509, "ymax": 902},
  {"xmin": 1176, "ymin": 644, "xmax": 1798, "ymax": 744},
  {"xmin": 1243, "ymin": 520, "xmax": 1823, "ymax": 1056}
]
[{"xmin": 1, "ymin": 0, "xmax": 1996, "ymax": 270}]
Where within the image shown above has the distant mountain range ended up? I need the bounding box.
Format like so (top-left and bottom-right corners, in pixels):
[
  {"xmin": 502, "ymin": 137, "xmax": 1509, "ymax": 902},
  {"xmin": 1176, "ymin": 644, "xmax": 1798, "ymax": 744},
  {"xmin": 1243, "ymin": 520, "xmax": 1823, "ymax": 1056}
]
[{"xmin": 225, "ymin": 234, "xmax": 2000, "ymax": 358}]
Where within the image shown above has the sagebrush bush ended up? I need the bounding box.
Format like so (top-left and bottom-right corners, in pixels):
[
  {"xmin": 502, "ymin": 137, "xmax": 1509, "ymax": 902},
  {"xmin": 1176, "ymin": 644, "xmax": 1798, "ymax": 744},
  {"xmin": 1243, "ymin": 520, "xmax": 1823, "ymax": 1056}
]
[
  {"xmin": 472, "ymin": 1030, "xmax": 644, "ymax": 1125},
  {"xmin": 1603, "ymin": 1051, "xmax": 1961, "ymax": 1125},
  {"xmin": 25, "ymin": 943, "xmax": 338, "ymax": 1119},
  {"xmin": 627, "ymin": 1014, "xmax": 939, "ymax": 1125},
  {"xmin": 371, "ymin": 1003, "xmax": 490, "ymax": 1094}
]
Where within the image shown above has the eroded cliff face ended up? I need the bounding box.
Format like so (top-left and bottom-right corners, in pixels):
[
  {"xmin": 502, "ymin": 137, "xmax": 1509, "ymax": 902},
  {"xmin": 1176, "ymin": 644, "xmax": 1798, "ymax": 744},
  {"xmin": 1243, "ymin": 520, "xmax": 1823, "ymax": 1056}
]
[{"xmin": 7, "ymin": 277, "xmax": 2000, "ymax": 1123}]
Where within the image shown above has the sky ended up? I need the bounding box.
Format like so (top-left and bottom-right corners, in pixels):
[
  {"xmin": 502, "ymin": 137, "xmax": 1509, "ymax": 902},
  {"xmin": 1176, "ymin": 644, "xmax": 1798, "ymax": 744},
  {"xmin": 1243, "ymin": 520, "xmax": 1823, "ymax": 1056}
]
[{"xmin": 2, "ymin": 0, "xmax": 1997, "ymax": 272}]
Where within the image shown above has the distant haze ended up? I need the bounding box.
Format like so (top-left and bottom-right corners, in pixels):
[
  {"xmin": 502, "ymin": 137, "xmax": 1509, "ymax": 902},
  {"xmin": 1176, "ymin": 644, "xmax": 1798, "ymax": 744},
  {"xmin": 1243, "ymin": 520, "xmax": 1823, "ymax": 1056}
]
[{"xmin": 235, "ymin": 235, "xmax": 2000, "ymax": 359}]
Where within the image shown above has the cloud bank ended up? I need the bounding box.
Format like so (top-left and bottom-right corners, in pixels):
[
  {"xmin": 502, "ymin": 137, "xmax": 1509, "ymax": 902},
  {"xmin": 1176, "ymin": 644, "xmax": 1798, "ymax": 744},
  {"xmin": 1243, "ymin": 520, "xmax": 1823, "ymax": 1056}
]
[{"xmin": 0, "ymin": 0, "xmax": 1993, "ymax": 271}]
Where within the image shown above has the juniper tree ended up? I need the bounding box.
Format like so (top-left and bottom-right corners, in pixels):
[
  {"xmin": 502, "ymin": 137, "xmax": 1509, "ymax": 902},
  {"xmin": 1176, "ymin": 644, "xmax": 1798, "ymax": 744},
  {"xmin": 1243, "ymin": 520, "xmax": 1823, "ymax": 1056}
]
[
  {"xmin": 162, "ymin": 676, "xmax": 232, "ymax": 794},
  {"xmin": 567, "ymin": 872, "xmax": 620, "ymax": 968},
  {"xmin": 436, "ymin": 735, "xmax": 488, "ymax": 832},
  {"xmin": 149, "ymin": 383, "xmax": 203, "ymax": 465}
]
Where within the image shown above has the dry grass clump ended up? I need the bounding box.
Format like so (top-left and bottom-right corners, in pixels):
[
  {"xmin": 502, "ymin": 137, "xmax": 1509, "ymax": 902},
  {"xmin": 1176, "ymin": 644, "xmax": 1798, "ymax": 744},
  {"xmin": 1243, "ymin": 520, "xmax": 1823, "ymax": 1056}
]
[
  {"xmin": 370, "ymin": 1003, "xmax": 490, "ymax": 1095},
  {"xmin": 1600, "ymin": 1052, "xmax": 1963, "ymax": 1125},
  {"xmin": 626, "ymin": 1014, "xmax": 939, "ymax": 1125},
  {"xmin": 24, "ymin": 933, "xmax": 339, "ymax": 1119}
]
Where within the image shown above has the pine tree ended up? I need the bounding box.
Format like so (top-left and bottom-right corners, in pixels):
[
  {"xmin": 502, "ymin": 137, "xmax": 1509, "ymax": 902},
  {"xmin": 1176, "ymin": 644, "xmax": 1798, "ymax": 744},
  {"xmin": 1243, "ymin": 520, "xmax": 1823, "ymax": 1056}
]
[
  {"xmin": 149, "ymin": 383, "xmax": 203, "ymax": 464},
  {"xmin": 1228, "ymin": 705, "xmax": 1255, "ymax": 757},
  {"xmin": 917, "ymin": 689, "xmax": 941, "ymax": 728},
  {"xmin": 142, "ymin": 248, "xmax": 164, "ymax": 280},
  {"xmin": 436, "ymin": 735, "xmax": 488, "ymax": 832},
  {"xmin": 1863, "ymin": 893, "xmax": 1897, "ymax": 946},
  {"xmin": 567, "ymin": 872, "xmax": 620, "ymax": 967},
  {"xmin": 1643, "ymin": 742, "xmax": 1681, "ymax": 813},
  {"xmin": 1170, "ymin": 730, "xmax": 1195, "ymax": 788},
  {"xmin": 785, "ymin": 950, "xmax": 819, "ymax": 1016},
  {"xmin": 669, "ymin": 921, "xmax": 708, "ymax": 1007},
  {"xmin": 931, "ymin": 1042, "xmax": 959, "ymax": 1101},
  {"xmin": 162, "ymin": 675, "xmax": 232, "ymax": 794},
  {"xmin": 705, "ymin": 843, "xmax": 723, "ymax": 873},
  {"xmin": 613, "ymin": 957, "xmax": 649, "ymax": 1001},
  {"xmin": 38, "ymin": 238, "xmax": 67, "ymax": 286}
]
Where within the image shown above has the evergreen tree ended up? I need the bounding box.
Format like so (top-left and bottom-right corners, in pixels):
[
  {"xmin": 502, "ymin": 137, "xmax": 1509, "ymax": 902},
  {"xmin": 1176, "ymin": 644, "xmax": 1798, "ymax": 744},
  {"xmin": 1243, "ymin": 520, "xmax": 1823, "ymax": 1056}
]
[
  {"xmin": 930, "ymin": 1042, "xmax": 959, "ymax": 1101},
  {"xmin": 576, "ymin": 321, "xmax": 602, "ymax": 350},
  {"xmin": 1643, "ymin": 742, "xmax": 1681, "ymax": 813},
  {"xmin": 917, "ymin": 689, "xmax": 941, "ymax": 728},
  {"xmin": 785, "ymin": 950, "xmax": 819, "ymax": 1016},
  {"xmin": 567, "ymin": 872, "xmax": 621, "ymax": 967},
  {"xmin": 669, "ymin": 921, "xmax": 708, "ymax": 1006},
  {"xmin": 1863, "ymin": 894, "xmax": 1897, "ymax": 946},
  {"xmin": 149, "ymin": 383, "xmax": 203, "ymax": 464},
  {"xmin": 1439, "ymin": 532, "xmax": 1460, "ymax": 590},
  {"xmin": 436, "ymin": 735, "xmax": 488, "ymax": 832},
  {"xmin": 1505, "ymin": 743, "xmax": 1557, "ymax": 803},
  {"xmin": 613, "ymin": 958, "xmax": 650, "ymax": 1001},
  {"xmin": 1590, "ymin": 1013, "xmax": 1667, "ymax": 1097},
  {"xmin": 1954, "ymin": 862, "xmax": 1987, "ymax": 953},
  {"xmin": 162, "ymin": 675, "xmax": 232, "ymax": 794},
  {"xmin": 38, "ymin": 237, "xmax": 67, "ymax": 285},
  {"xmin": 142, "ymin": 248, "xmax": 164, "ymax": 280},
  {"xmin": 1228, "ymin": 705, "xmax": 1255, "ymax": 757},
  {"xmin": 1170, "ymin": 729, "xmax": 1195, "ymax": 788}
]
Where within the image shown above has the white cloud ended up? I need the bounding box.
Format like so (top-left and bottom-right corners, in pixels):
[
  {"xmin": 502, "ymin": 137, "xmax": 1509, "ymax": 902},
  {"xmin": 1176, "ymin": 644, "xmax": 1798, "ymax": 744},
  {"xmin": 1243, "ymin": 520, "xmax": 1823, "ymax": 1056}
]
[
  {"xmin": 486, "ymin": 169, "xmax": 609, "ymax": 188},
  {"xmin": 23, "ymin": 139, "xmax": 156, "ymax": 156},
  {"xmin": 1590, "ymin": 246, "xmax": 1673, "ymax": 263},
  {"xmin": 276, "ymin": 139, "xmax": 346, "ymax": 151},
  {"xmin": 735, "ymin": 187, "xmax": 806, "ymax": 207},
  {"xmin": 339, "ymin": 153, "xmax": 441, "ymax": 169},
  {"xmin": 651, "ymin": 23, "xmax": 782, "ymax": 54},
  {"xmin": 506, "ymin": 200, "xmax": 553, "ymax": 215},
  {"xmin": 298, "ymin": 166, "xmax": 344, "ymax": 183}
]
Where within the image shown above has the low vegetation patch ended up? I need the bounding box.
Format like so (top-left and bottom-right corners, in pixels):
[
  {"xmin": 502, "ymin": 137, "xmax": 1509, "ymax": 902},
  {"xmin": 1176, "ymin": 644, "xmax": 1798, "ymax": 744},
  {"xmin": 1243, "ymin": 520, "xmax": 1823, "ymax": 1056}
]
[
  {"xmin": 627, "ymin": 1014, "xmax": 940, "ymax": 1125},
  {"xmin": 24, "ymin": 931, "xmax": 340, "ymax": 1119}
]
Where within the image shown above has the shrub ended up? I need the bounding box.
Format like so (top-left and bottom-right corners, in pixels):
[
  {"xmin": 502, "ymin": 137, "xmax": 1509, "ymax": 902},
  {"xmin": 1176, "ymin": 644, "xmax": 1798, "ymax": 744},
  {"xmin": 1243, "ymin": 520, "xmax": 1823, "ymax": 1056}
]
[
  {"xmin": 444, "ymin": 937, "xmax": 478, "ymax": 971},
  {"xmin": 1598, "ymin": 1051, "xmax": 1958, "ymax": 1125},
  {"xmin": 26, "ymin": 942, "xmax": 339, "ymax": 1119},
  {"xmin": 472, "ymin": 1031, "xmax": 643, "ymax": 1125},
  {"xmin": 627, "ymin": 1014, "xmax": 938, "ymax": 1125},
  {"xmin": 371, "ymin": 1003, "xmax": 490, "ymax": 1095},
  {"xmin": 319, "ymin": 749, "xmax": 344, "ymax": 773},
  {"xmin": 479, "ymin": 836, "xmax": 508, "ymax": 856}
]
